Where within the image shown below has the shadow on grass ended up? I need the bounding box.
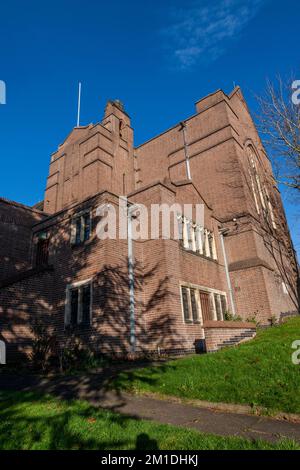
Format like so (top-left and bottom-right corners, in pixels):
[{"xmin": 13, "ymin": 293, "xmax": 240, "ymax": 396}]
[
  {"xmin": 0, "ymin": 357, "xmax": 178, "ymax": 416},
  {"xmin": 0, "ymin": 390, "xmax": 159, "ymax": 450}
]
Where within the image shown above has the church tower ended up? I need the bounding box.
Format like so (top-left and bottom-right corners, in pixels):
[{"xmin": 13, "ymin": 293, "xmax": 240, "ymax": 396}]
[{"xmin": 44, "ymin": 100, "xmax": 135, "ymax": 214}]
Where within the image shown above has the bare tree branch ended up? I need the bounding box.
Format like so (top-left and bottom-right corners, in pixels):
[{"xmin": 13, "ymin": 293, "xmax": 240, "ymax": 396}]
[{"xmin": 256, "ymin": 75, "xmax": 300, "ymax": 192}]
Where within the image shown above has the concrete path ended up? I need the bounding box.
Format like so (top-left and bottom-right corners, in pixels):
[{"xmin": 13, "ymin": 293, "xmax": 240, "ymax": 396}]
[{"xmin": 0, "ymin": 371, "xmax": 300, "ymax": 444}]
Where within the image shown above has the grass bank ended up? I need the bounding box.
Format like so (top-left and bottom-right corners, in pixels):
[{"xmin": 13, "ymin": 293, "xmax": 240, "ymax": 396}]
[
  {"xmin": 0, "ymin": 391, "xmax": 298, "ymax": 450},
  {"xmin": 113, "ymin": 317, "xmax": 300, "ymax": 414}
]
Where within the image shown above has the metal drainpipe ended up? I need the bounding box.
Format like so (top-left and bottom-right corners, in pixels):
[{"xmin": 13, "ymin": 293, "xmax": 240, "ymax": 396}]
[
  {"xmin": 219, "ymin": 228, "xmax": 236, "ymax": 316},
  {"xmin": 0, "ymin": 340, "xmax": 6, "ymax": 365},
  {"xmin": 180, "ymin": 121, "xmax": 192, "ymax": 180},
  {"xmin": 128, "ymin": 205, "xmax": 136, "ymax": 353}
]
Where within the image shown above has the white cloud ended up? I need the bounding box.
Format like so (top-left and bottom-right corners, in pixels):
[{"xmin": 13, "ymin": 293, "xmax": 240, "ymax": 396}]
[{"xmin": 163, "ymin": 0, "xmax": 266, "ymax": 69}]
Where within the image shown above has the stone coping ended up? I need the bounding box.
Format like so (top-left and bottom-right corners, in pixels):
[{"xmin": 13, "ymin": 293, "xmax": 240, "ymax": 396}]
[{"xmin": 203, "ymin": 320, "xmax": 256, "ymax": 329}]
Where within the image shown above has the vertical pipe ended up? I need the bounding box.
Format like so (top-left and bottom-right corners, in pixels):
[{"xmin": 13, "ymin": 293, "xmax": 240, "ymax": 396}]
[
  {"xmin": 128, "ymin": 207, "xmax": 135, "ymax": 353},
  {"xmin": 181, "ymin": 122, "xmax": 192, "ymax": 180},
  {"xmin": 0, "ymin": 340, "xmax": 6, "ymax": 365},
  {"xmin": 219, "ymin": 230, "xmax": 236, "ymax": 316}
]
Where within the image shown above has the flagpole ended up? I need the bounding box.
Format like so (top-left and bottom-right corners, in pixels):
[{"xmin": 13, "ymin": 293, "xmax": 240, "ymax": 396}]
[{"xmin": 77, "ymin": 82, "xmax": 82, "ymax": 127}]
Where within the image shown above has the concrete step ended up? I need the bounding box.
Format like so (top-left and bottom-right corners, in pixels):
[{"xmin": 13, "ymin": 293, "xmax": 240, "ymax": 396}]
[{"xmin": 216, "ymin": 331, "xmax": 256, "ymax": 350}]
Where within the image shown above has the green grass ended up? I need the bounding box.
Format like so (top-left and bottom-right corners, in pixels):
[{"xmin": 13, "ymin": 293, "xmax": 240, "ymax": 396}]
[
  {"xmin": 0, "ymin": 391, "xmax": 299, "ymax": 450},
  {"xmin": 113, "ymin": 317, "xmax": 300, "ymax": 414}
]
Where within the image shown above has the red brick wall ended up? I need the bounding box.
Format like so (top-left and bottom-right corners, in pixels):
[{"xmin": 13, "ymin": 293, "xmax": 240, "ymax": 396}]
[
  {"xmin": 0, "ymin": 267, "xmax": 54, "ymax": 361},
  {"xmin": 136, "ymin": 89, "xmax": 298, "ymax": 322},
  {"xmin": 44, "ymin": 102, "xmax": 135, "ymax": 214},
  {"xmin": 0, "ymin": 184, "xmax": 230, "ymax": 361},
  {"xmin": 0, "ymin": 199, "xmax": 46, "ymax": 283},
  {"xmin": 204, "ymin": 321, "xmax": 256, "ymax": 352}
]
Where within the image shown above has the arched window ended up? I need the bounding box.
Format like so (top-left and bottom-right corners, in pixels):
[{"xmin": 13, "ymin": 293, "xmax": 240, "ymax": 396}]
[
  {"xmin": 247, "ymin": 146, "xmax": 260, "ymax": 214},
  {"xmin": 265, "ymin": 187, "xmax": 276, "ymax": 229},
  {"xmin": 247, "ymin": 146, "xmax": 267, "ymax": 210},
  {"xmin": 246, "ymin": 145, "xmax": 276, "ymax": 229}
]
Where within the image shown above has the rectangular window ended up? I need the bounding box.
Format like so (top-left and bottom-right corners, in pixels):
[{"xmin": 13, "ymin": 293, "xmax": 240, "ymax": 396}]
[
  {"xmin": 75, "ymin": 217, "xmax": 82, "ymax": 245},
  {"xmin": 83, "ymin": 212, "xmax": 91, "ymax": 240},
  {"xmin": 70, "ymin": 288, "xmax": 79, "ymax": 325},
  {"xmin": 211, "ymin": 233, "xmax": 217, "ymax": 259},
  {"xmin": 208, "ymin": 232, "xmax": 214, "ymax": 260},
  {"xmin": 202, "ymin": 230, "xmax": 207, "ymax": 256},
  {"xmin": 249, "ymin": 171, "xmax": 260, "ymax": 214},
  {"xmin": 195, "ymin": 227, "xmax": 203, "ymax": 254},
  {"xmin": 35, "ymin": 232, "xmax": 49, "ymax": 266},
  {"xmin": 179, "ymin": 219, "xmax": 216, "ymax": 260},
  {"xmin": 282, "ymin": 282, "xmax": 288, "ymax": 295},
  {"xmin": 256, "ymin": 174, "xmax": 266, "ymax": 210},
  {"xmin": 214, "ymin": 293, "xmax": 223, "ymax": 321},
  {"xmin": 82, "ymin": 284, "xmax": 91, "ymax": 324},
  {"xmin": 187, "ymin": 220, "xmax": 193, "ymax": 250},
  {"xmin": 65, "ymin": 281, "xmax": 92, "ymax": 326},
  {"xmin": 71, "ymin": 211, "xmax": 91, "ymax": 246},
  {"xmin": 183, "ymin": 218, "xmax": 189, "ymax": 249},
  {"xmin": 180, "ymin": 284, "xmax": 227, "ymax": 324},
  {"xmin": 177, "ymin": 214, "xmax": 183, "ymax": 241},
  {"xmin": 220, "ymin": 295, "xmax": 227, "ymax": 316},
  {"xmin": 181, "ymin": 287, "xmax": 191, "ymax": 323},
  {"xmin": 265, "ymin": 188, "xmax": 276, "ymax": 230},
  {"xmin": 190, "ymin": 288, "xmax": 200, "ymax": 322}
]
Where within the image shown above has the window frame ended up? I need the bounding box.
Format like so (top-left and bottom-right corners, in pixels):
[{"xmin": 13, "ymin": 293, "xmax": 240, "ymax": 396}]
[
  {"xmin": 282, "ymin": 281, "xmax": 288, "ymax": 295},
  {"xmin": 180, "ymin": 283, "xmax": 227, "ymax": 324},
  {"xmin": 178, "ymin": 216, "xmax": 217, "ymax": 261},
  {"xmin": 34, "ymin": 231, "xmax": 50, "ymax": 267},
  {"xmin": 180, "ymin": 286, "xmax": 193, "ymax": 323},
  {"xmin": 70, "ymin": 209, "xmax": 92, "ymax": 246},
  {"xmin": 247, "ymin": 145, "xmax": 277, "ymax": 229},
  {"xmin": 65, "ymin": 278, "xmax": 93, "ymax": 327}
]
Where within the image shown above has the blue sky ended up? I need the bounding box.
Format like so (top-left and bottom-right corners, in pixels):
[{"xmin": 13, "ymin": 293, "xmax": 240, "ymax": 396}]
[{"xmin": 0, "ymin": 0, "xmax": 299, "ymax": 252}]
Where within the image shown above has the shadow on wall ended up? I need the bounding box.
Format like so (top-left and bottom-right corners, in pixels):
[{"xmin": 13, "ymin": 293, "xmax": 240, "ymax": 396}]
[
  {"xmin": 0, "ymin": 215, "xmax": 182, "ymax": 365},
  {"xmin": 59, "ymin": 258, "xmax": 177, "ymax": 362}
]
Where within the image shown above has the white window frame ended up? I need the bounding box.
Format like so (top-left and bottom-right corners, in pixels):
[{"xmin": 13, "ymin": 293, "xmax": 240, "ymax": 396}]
[
  {"xmin": 282, "ymin": 281, "xmax": 288, "ymax": 295},
  {"xmin": 180, "ymin": 217, "xmax": 217, "ymax": 260},
  {"xmin": 189, "ymin": 287, "xmax": 201, "ymax": 323},
  {"xmin": 265, "ymin": 188, "xmax": 277, "ymax": 229},
  {"xmin": 249, "ymin": 170, "xmax": 260, "ymax": 214},
  {"xmin": 255, "ymin": 172, "xmax": 266, "ymax": 210},
  {"xmin": 65, "ymin": 278, "xmax": 93, "ymax": 327},
  {"xmin": 180, "ymin": 282, "xmax": 227, "ymax": 324},
  {"xmin": 205, "ymin": 229, "xmax": 211, "ymax": 258},
  {"xmin": 248, "ymin": 148, "xmax": 275, "ymax": 227},
  {"xmin": 182, "ymin": 217, "xmax": 189, "ymax": 249},
  {"xmin": 196, "ymin": 226, "xmax": 203, "ymax": 255},
  {"xmin": 180, "ymin": 286, "xmax": 193, "ymax": 323},
  {"xmin": 191, "ymin": 223, "xmax": 197, "ymax": 252},
  {"xmin": 211, "ymin": 233, "xmax": 217, "ymax": 260}
]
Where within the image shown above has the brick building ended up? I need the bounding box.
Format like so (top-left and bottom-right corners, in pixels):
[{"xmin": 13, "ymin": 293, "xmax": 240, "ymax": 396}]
[{"xmin": 0, "ymin": 87, "xmax": 298, "ymax": 362}]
